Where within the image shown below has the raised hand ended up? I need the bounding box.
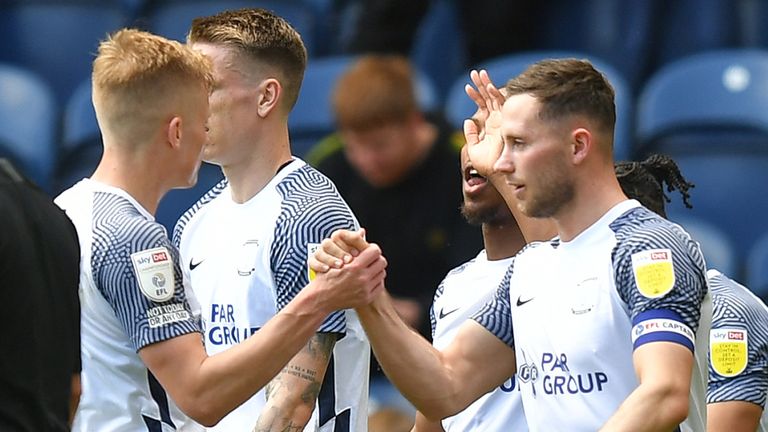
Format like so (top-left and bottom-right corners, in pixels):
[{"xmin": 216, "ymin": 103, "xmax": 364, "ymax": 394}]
[{"xmin": 464, "ymin": 69, "xmax": 506, "ymax": 177}]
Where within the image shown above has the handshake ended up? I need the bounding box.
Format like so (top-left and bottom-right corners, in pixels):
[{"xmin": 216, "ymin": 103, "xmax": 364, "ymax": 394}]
[{"xmin": 307, "ymin": 229, "xmax": 388, "ymax": 313}]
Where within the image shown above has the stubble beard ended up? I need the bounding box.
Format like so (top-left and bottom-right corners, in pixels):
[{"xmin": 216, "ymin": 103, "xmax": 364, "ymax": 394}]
[
  {"xmin": 461, "ymin": 201, "xmax": 514, "ymax": 226},
  {"xmin": 519, "ymin": 172, "xmax": 575, "ymax": 219}
]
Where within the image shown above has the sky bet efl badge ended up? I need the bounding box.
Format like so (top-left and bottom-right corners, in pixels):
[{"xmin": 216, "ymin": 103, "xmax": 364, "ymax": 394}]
[
  {"xmin": 710, "ymin": 329, "xmax": 748, "ymax": 377},
  {"xmin": 307, "ymin": 243, "xmax": 319, "ymax": 281},
  {"xmin": 631, "ymin": 248, "xmax": 675, "ymax": 298},
  {"xmin": 131, "ymin": 247, "xmax": 175, "ymax": 302}
]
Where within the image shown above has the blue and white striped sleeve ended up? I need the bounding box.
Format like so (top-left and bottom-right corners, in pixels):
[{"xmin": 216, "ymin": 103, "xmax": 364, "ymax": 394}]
[
  {"xmin": 472, "ymin": 263, "xmax": 515, "ymax": 348},
  {"xmin": 612, "ymin": 221, "xmax": 707, "ymax": 353},
  {"xmin": 271, "ymin": 168, "xmax": 358, "ymax": 334},
  {"xmin": 93, "ymin": 211, "xmax": 199, "ymax": 352},
  {"xmin": 707, "ymin": 273, "xmax": 768, "ymax": 406}
]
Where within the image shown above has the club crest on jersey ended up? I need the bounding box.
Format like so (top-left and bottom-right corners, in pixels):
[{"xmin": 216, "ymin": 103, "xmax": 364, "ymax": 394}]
[
  {"xmin": 307, "ymin": 243, "xmax": 320, "ymax": 281},
  {"xmin": 631, "ymin": 249, "xmax": 675, "ymax": 298},
  {"xmin": 571, "ymin": 277, "xmax": 599, "ymax": 315},
  {"xmin": 131, "ymin": 247, "xmax": 175, "ymax": 302},
  {"xmin": 710, "ymin": 328, "xmax": 748, "ymax": 377},
  {"xmin": 237, "ymin": 239, "xmax": 259, "ymax": 276}
]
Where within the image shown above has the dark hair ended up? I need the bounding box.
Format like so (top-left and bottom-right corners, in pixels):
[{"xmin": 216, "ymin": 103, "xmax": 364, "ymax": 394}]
[
  {"xmin": 504, "ymin": 58, "xmax": 616, "ymax": 138},
  {"xmin": 615, "ymin": 154, "xmax": 694, "ymax": 217}
]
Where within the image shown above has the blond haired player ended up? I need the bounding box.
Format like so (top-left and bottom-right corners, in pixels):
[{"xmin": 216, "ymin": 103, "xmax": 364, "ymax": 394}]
[{"xmin": 56, "ymin": 28, "xmax": 385, "ymax": 431}]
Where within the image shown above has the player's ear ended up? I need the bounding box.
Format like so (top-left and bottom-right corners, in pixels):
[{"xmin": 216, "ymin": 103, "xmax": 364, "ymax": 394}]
[
  {"xmin": 167, "ymin": 116, "xmax": 182, "ymax": 150},
  {"xmin": 571, "ymin": 128, "xmax": 591, "ymax": 165},
  {"xmin": 256, "ymin": 78, "xmax": 281, "ymax": 118}
]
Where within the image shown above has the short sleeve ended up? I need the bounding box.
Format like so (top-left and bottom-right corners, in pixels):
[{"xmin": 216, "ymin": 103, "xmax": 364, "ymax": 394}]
[
  {"xmin": 613, "ymin": 222, "xmax": 707, "ymax": 353},
  {"xmin": 93, "ymin": 216, "xmax": 200, "ymax": 351},
  {"xmin": 472, "ymin": 263, "xmax": 515, "ymax": 348},
  {"xmin": 271, "ymin": 168, "xmax": 358, "ymax": 334},
  {"xmin": 707, "ymin": 275, "xmax": 768, "ymax": 406}
]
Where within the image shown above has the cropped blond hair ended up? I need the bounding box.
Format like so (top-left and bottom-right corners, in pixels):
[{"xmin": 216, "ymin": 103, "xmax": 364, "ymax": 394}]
[{"xmin": 92, "ymin": 28, "xmax": 213, "ymax": 143}]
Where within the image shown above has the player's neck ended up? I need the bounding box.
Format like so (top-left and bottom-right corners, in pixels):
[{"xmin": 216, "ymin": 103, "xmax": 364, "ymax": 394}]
[
  {"xmin": 222, "ymin": 125, "xmax": 292, "ymax": 204},
  {"xmin": 555, "ymin": 174, "xmax": 627, "ymax": 242},
  {"xmin": 482, "ymin": 221, "xmax": 527, "ymax": 260},
  {"xmin": 91, "ymin": 152, "xmax": 165, "ymax": 215}
]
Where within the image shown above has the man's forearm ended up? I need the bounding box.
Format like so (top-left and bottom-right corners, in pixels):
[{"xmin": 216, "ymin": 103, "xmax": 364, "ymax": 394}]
[
  {"xmin": 599, "ymin": 380, "xmax": 690, "ymax": 431},
  {"xmin": 356, "ymin": 292, "xmax": 466, "ymax": 419},
  {"xmin": 600, "ymin": 342, "xmax": 694, "ymax": 431},
  {"xmin": 253, "ymin": 333, "xmax": 337, "ymax": 431},
  {"xmin": 143, "ymin": 284, "xmax": 333, "ymax": 426}
]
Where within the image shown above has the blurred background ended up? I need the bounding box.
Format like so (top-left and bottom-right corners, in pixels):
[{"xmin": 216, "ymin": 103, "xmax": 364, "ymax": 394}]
[{"xmin": 1, "ymin": 0, "xmax": 767, "ymax": 299}]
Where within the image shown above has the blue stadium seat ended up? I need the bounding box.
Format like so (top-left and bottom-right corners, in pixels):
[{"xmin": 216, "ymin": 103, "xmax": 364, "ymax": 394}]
[
  {"xmin": 443, "ymin": 51, "xmax": 635, "ymax": 161},
  {"xmin": 532, "ymin": 0, "xmax": 656, "ymax": 91},
  {"xmin": 298, "ymin": 0, "xmax": 341, "ymax": 56},
  {"xmin": 409, "ymin": 0, "xmax": 468, "ymax": 104},
  {"xmin": 0, "ymin": 2, "xmax": 126, "ymax": 105},
  {"xmin": 637, "ymin": 49, "xmax": 768, "ymax": 143},
  {"xmin": 649, "ymin": 0, "xmax": 740, "ymax": 71},
  {"xmin": 56, "ymin": 79, "xmax": 102, "ymax": 194},
  {"xmin": 289, "ymin": 56, "xmax": 354, "ymax": 157},
  {"xmin": 62, "ymin": 80, "xmax": 99, "ymax": 157},
  {"xmin": 0, "ymin": 64, "xmax": 57, "ymax": 191},
  {"xmin": 746, "ymin": 230, "xmax": 768, "ymax": 300},
  {"xmin": 156, "ymin": 162, "xmax": 224, "ymax": 234},
  {"xmin": 145, "ymin": 0, "xmax": 316, "ymax": 54},
  {"xmin": 669, "ymin": 213, "xmax": 738, "ymax": 278},
  {"xmin": 289, "ymin": 55, "xmax": 438, "ymax": 157},
  {"xmin": 636, "ymin": 49, "xmax": 768, "ymax": 259}
]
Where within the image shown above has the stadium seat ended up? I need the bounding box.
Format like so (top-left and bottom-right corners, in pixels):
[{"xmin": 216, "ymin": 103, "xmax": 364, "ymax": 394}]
[
  {"xmin": 56, "ymin": 79, "xmax": 102, "ymax": 194},
  {"xmin": 145, "ymin": 0, "xmax": 316, "ymax": 54},
  {"xmin": 290, "ymin": 55, "xmax": 439, "ymax": 157},
  {"xmin": 298, "ymin": 0, "xmax": 341, "ymax": 56},
  {"xmin": 156, "ymin": 162, "xmax": 224, "ymax": 234},
  {"xmin": 669, "ymin": 213, "xmax": 739, "ymax": 278},
  {"xmin": 649, "ymin": 0, "xmax": 740, "ymax": 72},
  {"xmin": 61, "ymin": 80, "xmax": 99, "ymax": 158},
  {"xmin": 443, "ymin": 51, "xmax": 635, "ymax": 161},
  {"xmin": 409, "ymin": 0, "xmax": 469, "ymax": 104},
  {"xmin": 289, "ymin": 56, "xmax": 354, "ymax": 157},
  {"xmin": 746, "ymin": 230, "xmax": 768, "ymax": 300},
  {"xmin": 636, "ymin": 49, "xmax": 768, "ymax": 258},
  {"xmin": 0, "ymin": 2, "xmax": 126, "ymax": 105},
  {"xmin": 531, "ymin": 0, "xmax": 656, "ymax": 91},
  {"xmin": 0, "ymin": 63, "xmax": 57, "ymax": 191}
]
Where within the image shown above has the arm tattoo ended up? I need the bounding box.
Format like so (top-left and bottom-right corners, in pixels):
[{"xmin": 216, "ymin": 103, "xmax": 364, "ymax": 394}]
[
  {"xmin": 307, "ymin": 332, "xmax": 338, "ymax": 359},
  {"xmin": 256, "ymin": 333, "xmax": 339, "ymax": 430},
  {"xmin": 252, "ymin": 407, "xmax": 304, "ymax": 431}
]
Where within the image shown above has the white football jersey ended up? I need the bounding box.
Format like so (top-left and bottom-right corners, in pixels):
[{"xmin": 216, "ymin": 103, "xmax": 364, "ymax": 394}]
[
  {"xmin": 474, "ymin": 200, "xmax": 710, "ymax": 432},
  {"xmin": 56, "ymin": 179, "xmax": 203, "ymax": 431},
  {"xmin": 175, "ymin": 159, "xmax": 369, "ymax": 431},
  {"xmin": 430, "ymin": 250, "xmax": 527, "ymax": 431},
  {"xmin": 707, "ymin": 269, "xmax": 768, "ymax": 432}
]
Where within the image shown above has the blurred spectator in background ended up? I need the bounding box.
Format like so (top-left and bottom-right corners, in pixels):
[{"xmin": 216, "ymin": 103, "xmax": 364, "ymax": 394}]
[
  {"xmin": 0, "ymin": 158, "xmax": 80, "ymax": 431},
  {"xmin": 344, "ymin": 0, "xmax": 537, "ymax": 66},
  {"xmin": 309, "ymin": 54, "xmax": 482, "ymax": 415}
]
